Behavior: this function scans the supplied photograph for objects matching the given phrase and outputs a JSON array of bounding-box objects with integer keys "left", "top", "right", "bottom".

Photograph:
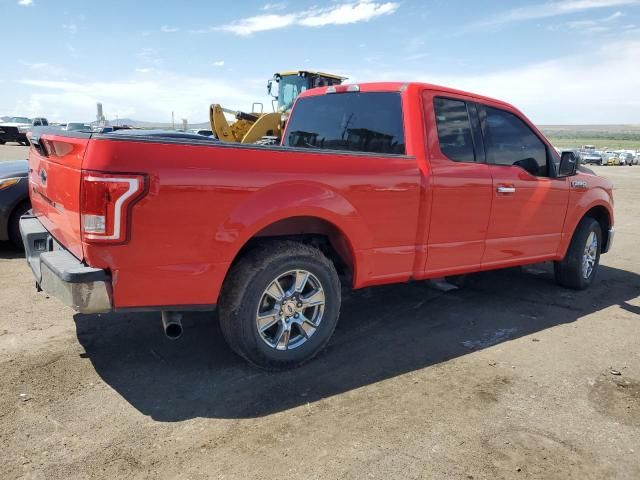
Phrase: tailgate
[{"left": 28, "top": 129, "right": 92, "bottom": 260}]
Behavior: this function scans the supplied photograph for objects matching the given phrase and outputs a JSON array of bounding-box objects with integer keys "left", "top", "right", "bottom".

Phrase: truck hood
[{"left": 0, "top": 160, "right": 28, "bottom": 179}]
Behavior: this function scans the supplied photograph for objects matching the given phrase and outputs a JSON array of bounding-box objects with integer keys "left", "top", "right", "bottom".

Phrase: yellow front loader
[{"left": 210, "top": 70, "right": 345, "bottom": 144}]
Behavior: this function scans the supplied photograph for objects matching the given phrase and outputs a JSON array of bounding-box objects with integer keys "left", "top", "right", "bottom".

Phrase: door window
[
  {"left": 481, "top": 106, "right": 549, "bottom": 176},
  {"left": 433, "top": 97, "right": 476, "bottom": 163}
]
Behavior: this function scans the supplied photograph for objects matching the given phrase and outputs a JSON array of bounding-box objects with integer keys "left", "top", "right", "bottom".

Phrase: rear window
[{"left": 284, "top": 92, "right": 405, "bottom": 155}]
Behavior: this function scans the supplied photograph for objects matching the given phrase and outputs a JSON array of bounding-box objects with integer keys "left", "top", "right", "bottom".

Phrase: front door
[{"left": 478, "top": 104, "right": 569, "bottom": 267}]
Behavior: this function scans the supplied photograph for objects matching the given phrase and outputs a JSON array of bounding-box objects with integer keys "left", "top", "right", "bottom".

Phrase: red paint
[{"left": 27, "top": 82, "right": 614, "bottom": 310}]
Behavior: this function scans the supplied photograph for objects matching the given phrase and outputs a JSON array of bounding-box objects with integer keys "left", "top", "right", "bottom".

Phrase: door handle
[{"left": 497, "top": 186, "right": 516, "bottom": 194}]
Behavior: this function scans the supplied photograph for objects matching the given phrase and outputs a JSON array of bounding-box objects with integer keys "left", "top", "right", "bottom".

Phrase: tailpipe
[{"left": 161, "top": 311, "right": 183, "bottom": 340}]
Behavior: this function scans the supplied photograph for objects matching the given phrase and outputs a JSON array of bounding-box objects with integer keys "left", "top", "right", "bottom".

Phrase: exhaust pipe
[{"left": 161, "top": 311, "right": 183, "bottom": 340}]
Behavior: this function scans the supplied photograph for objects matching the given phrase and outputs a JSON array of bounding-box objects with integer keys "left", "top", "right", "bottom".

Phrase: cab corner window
[
  {"left": 284, "top": 92, "right": 405, "bottom": 155},
  {"left": 482, "top": 106, "right": 549, "bottom": 177},
  {"left": 433, "top": 97, "right": 476, "bottom": 163}
]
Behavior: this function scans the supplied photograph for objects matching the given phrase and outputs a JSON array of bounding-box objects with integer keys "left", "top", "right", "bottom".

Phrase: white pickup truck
[{"left": 0, "top": 117, "right": 48, "bottom": 145}]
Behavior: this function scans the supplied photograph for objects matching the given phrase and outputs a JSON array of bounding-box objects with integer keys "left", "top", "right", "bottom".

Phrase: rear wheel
[
  {"left": 218, "top": 240, "right": 341, "bottom": 370},
  {"left": 554, "top": 217, "right": 601, "bottom": 290}
]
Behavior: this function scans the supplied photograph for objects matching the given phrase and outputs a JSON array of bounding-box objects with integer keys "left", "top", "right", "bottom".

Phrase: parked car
[
  {"left": 618, "top": 152, "right": 635, "bottom": 166},
  {"left": 0, "top": 117, "right": 48, "bottom": 145},
  {"left": 64, "top": 123, "right": 91, "bottom": 132},
  {"left": 580, "top": 150, "right": 604, "bottom": 165},
  {"left": 20, "top": 82, "right": 614, "bottom": 369},
  {"left": 188, "top": 128, "right": 214, "bottom": 137},
  {"left": 0, "top": 160, "right": 30, "bottom": 248}
]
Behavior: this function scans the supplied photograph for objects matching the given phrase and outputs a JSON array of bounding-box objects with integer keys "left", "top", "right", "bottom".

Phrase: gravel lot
[{"left": 1, "top": 145, "right": 639, "bottom": 479}]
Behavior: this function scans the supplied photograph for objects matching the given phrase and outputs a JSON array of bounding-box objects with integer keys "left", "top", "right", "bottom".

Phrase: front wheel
[
  {"left": 218, "top": 240, "right": 341, "bottom": 370},
  {"left": 554, "top": 217, "right": 602, "bottom": 290}
]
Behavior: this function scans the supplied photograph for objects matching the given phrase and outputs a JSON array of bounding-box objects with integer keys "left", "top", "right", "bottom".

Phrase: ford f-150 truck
[{"left": 20, "top": 82, "right": 614, "bottom": 370}]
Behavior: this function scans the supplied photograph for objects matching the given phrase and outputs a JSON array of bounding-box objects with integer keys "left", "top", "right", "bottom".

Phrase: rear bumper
[{"left": 19, "top": 214, "right": 113, "bottom": 313}]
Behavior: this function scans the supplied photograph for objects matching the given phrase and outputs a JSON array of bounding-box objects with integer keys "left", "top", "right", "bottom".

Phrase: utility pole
[{"left": 172, "top": 111, "right": 175, "bottom": 130}]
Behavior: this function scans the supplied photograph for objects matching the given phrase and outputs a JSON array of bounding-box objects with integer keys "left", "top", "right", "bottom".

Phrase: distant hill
[{"left": 539, "top": 125, "right": 640, "bottom": 150}]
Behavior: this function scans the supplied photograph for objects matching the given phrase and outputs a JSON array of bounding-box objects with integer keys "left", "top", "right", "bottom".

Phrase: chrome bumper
[
  {"left": 602, "top": 227, "right": 615, "bottom": 254},
  {"left": 19, "top": 214, "right": 113, "bottom": 313}
]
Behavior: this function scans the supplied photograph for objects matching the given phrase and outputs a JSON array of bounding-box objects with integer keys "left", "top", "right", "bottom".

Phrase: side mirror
[
  {"left": 558, "top": 151, "right": 578, "bottom": 177},
  {"left": 267, "top": 79, "right": 278, "bottom": 100}
]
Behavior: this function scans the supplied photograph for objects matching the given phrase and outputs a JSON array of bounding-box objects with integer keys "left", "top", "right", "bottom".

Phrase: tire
[
  {"left": 9, "top": 202, "right": 30, "bottom": 250},
  {"left": 218, "top": 240, "right": 341, "bottom": 370},
  {"left": 554, "top": 217, "right": 602, "bottom": 290},
  {"left": 0, "top": 140, "right": 5, "bottom": 145}
]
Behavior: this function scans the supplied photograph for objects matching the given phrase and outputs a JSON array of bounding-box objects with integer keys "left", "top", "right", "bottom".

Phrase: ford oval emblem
[{"left": 39, "top": 168, "right": 47, "bottom": 185}]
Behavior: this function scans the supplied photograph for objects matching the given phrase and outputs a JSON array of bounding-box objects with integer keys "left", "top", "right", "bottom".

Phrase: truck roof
[{"left": 298, "top": 81, "right": 517, "bottom": 112}]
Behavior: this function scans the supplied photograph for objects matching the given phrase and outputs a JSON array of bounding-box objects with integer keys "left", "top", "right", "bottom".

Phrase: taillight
[{"left": 81, "top": 171, "right": 146, "bottom": 243}]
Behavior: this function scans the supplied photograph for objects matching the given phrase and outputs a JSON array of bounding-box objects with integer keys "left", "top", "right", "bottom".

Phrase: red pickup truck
[{"left": 20, "top": 82, "right": 614, "bottom": 369}]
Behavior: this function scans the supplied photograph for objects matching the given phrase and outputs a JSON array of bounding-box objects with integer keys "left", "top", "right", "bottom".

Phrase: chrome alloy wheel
[
  {"left": 582, "top": 231, "right": 598, "bottom": 279},
  {"left": 256, "top": 270, "right": 326, "bottom": 351}
]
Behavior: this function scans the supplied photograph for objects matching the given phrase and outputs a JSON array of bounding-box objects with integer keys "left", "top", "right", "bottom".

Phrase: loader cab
[{"left": 268, "top": 71, "right": 346, "bottom": 112}]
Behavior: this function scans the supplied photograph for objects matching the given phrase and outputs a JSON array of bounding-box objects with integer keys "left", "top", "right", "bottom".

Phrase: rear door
[
  {"left": 478, "top": 104, "right": 569, "bottom": 267},
  {"left": 28, "top": 131, "right": 91, "bottom": 259},
  {"left": 422, "top": 91, "right": 493, "bottom": 276}
]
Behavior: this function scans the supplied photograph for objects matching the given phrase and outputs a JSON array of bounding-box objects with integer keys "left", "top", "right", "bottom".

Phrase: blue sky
[{"left": 1, "top": 0, "right": 639, "bottom": 124}]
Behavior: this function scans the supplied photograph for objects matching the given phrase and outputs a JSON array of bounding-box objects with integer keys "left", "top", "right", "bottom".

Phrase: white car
[{"left": 618, "top": 152, "right": 635, "bottom": 166}]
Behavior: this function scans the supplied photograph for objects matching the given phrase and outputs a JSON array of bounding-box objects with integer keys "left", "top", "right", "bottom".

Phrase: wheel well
[
  {"left": 229, "top": 216, "right": 355, "bottom": 284},
  {"left": 584, "top": 206, "right": 610, "bottom": 252}
]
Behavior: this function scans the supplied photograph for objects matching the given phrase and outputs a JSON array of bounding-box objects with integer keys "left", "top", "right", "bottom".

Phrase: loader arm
[{"left": 240, "top": 113, "right": 282, "bottom": 144}]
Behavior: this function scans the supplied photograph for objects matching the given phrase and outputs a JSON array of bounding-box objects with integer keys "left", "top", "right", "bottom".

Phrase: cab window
[{"left": 433, "top": 97, "right": 476, "bottom": 163}]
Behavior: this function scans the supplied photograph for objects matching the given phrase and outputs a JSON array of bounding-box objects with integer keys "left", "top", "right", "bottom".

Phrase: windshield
[
  {"left": 8, "top": 117, "right": 31, "bottom": 124},
  {"left": 278, "top": 75, "right": 308, "bottom": 111}
]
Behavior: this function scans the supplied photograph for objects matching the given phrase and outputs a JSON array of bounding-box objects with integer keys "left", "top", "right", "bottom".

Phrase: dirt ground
[{"left": 1, "top": 145, "right": 639, "bottom": 479}]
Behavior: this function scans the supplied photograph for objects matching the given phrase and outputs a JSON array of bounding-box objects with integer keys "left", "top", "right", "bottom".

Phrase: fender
[
  {"left": 557, "top": 185, "right": 614, "bottom": 258},
  {"left": 216, "top": 180, "right": 371, "bottom": 284}
]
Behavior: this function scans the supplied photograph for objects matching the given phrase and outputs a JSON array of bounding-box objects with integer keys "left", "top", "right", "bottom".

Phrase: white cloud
[
  {"left": 567, "top": 10, "right": 623, "bottom": 28},
  {"left": 135, "top": 68, "right": 151, "bottom": 73},
  {"left": 480, "top": 0, "right": 639, "bottom": 26},
  {"left": 19, "top": 61, "right": 67, "bottom": 76},
  {"left": 136, "top": 47, "right": 162, "bottom": 66},
  {"left": 217, "top": 1, "right": 399, "bottom": 36},
  {"left": 361, "top": 38, "right": 640, "bottom": 124},
  {"left": 18, "top": 0, "right": 34, "bottom": 6},
  {"left": 262, "top": 2, "right": 287, "bottom": 11},
  {"left": 213, "top": 60, "right": 225, "bottom": 67},
  {"left": 160, "top": 25, "right": 179, "bottom": 33},
  {"left": 62, "top": 23, "right": 78, "bottom": 34},
  {"left": 15, "top": 72, "right": 261, "bottom": 122},
  {"left": 299, "top": 1, "right": 399, "bottom": 27},
  {"left": 217, "top": 13, "right": 296, "bottom": 35}
]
